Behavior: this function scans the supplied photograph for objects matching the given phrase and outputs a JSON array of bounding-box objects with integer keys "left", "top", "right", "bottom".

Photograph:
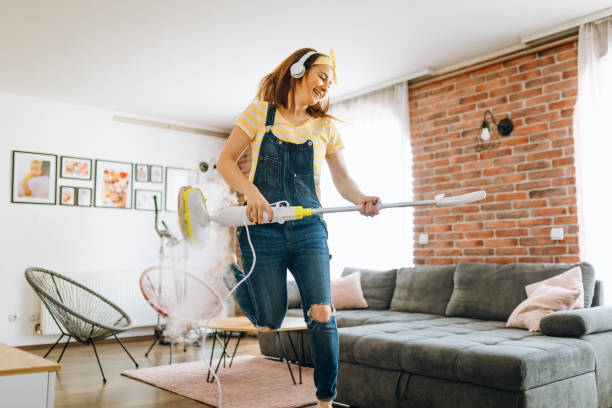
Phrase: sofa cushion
[
  {"left": 389, "top": 265, "right": 455, "bottom": 315},
  {"left": 285, "top": 308, "right": 439, "bottom": 328},
  {"left": 287, "top": 280, "right": 301, "bottom": 309},
  {"left": 341, "top": 267, "right": 397, "bottom": 310},
  {"left": 338, "top": 318, "right": 595, "bottom": 391},
  {"left": 445, "top": 262, "right": 596, "bottom": 321}
]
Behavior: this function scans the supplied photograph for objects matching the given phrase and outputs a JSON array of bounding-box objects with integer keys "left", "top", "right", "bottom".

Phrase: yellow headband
[{"left": 312, "top": 49, "right": 337, "bottom": 84}]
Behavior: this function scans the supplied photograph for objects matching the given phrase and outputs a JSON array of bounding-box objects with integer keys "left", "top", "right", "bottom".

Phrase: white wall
[{"left": 0, "top": 91, "right": 228, "bottom": 346}]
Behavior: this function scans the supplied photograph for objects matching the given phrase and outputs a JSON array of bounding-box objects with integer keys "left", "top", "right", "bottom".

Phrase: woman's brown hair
[{"left": 257, "top": 48, "right": 335, "bottom": 120}]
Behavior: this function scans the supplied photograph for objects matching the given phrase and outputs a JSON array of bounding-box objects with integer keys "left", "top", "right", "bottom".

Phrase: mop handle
[{"left": 310, "top": 191, "right": 486, "bottom": 215}]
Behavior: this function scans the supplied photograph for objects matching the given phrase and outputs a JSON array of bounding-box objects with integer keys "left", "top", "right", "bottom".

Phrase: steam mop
[{"left": 177, "top": 186, "right": 486, "bottom": 244}]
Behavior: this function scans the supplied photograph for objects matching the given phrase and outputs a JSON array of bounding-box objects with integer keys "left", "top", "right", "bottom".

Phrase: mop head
[{"left": 178, "top": 186, "right": 210, "bottom": 247}]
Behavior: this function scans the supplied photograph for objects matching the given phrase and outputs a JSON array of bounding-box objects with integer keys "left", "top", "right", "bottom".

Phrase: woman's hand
[
  {"left": 359, "top": 195, "right": 381, "bottom": 217},
  {"left": 245, "top": 187, "right": 274, "bottom": 224}
]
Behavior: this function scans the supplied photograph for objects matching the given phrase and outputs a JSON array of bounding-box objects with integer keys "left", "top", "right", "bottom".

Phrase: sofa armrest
[{"left": 540, "top": 306, "right": 612, "bottom": 337}]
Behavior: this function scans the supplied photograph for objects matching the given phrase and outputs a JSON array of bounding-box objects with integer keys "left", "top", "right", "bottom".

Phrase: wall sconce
[{"left": 476, "top": 110, "right": 514, "bottom": 152}]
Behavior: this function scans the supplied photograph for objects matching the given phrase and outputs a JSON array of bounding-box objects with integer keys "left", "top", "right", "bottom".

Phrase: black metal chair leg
[
  {"left": 90, "top": 340, "right": 107, "bottom": 383},
  {"left": 144, "top": 337, "right": 159, "bottom": 357},
  {"left": 228, "top": 332, "right": 244, "bottom": 368},
  {"left": 44, "top": 334, "right": 64, "bottom": 359},
  {"left": 213, "top": 332, "right": 232, "bottom": 374},
  {"left": 276, "top": 331, "right": 297, "bottom": 385},
  {"left": 207, "top": 330, "right": 217, "bottom": 383},
  {"left": 286, "top": 331, "right": 302, "bottom": 384},
  {"left": 286, "top": 331, "right": 302, "bottom": 385},
  {"left": 215, "top": 333, "right": 231, "bottom": 359},
  {"left": 57, "top": 336, "right": 71, "bottom": 363},
  {"left": 114, "top": 335, "right": 139, "bottom": 368}
]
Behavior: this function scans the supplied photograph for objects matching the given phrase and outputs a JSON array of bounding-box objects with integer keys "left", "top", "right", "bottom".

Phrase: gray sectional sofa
[{"left": 258, "top": 262, "right": 612, "bottom": 408}]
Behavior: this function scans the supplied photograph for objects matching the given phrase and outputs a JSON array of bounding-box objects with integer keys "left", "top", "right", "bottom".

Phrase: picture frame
[
  {"left": 135, "top": 163, "right": 149, "bottom": 182},
  {"left": 60, "top": 156, "right": 92, "bottom": 180},
  {"left": 11, "top": 151, "right": 57, "bottom": 205},
  {"left": 77, "top": 188, "right": 92, "bottom": 207},
  {"left": 60, "top": 186, "right": 76, "bottom": 206},
  {"left": 165, "top": 167, "right": 197, "bottom": 211},
  {"left": 149, "top": 164, "right": 163, "bottom": 183},
  {"left": 94, "top": 159, "right": 133, "bottom": 209},
  {"left": 135, "top": 189, "right": 162, "bottom": 211}
]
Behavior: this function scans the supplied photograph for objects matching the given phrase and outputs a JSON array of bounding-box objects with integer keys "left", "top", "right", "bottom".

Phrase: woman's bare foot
[{"left": 317, "top": 400, "right": 332, "bottom": 408}]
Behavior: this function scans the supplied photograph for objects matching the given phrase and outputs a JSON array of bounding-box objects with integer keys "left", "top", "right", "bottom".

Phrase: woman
[{"left": 217, "top": 48, "right": 380, "bottom": 407}]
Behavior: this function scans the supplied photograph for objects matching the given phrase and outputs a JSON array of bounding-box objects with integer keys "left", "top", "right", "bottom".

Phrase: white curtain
[
  {"left": 321, "top": 83, "right": 412, "bottom": 278},
  {"left": 576, "top": 17, "right": 612, "bottom": 304}
]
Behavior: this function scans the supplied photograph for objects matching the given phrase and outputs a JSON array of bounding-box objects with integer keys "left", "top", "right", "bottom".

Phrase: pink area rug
[{"left": 122, "top": 355, "right": 316, "bottom": 408}]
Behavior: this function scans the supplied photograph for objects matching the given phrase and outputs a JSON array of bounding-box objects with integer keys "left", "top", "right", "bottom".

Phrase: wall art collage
[{"left": 11, "top": 150, "right": 197, "bottom": 212}]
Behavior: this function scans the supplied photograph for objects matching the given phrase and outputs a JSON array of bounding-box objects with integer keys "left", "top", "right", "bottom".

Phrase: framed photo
[
  {"left": 77, "top": 188, "right": 92, "bottom": 207},
  {"left": 94, "top": 159, "right": 133, "bottom": 209},
  {"left": 165, "top": 167, "right": 197, "bottom": 211},
  {"left": 135, "top": 189, "right": 162, "bottom": 211},
  {"left": 11, "top": 151, "right": 57, "bottom": 205},
  {"left": 135, "top": 163, "right": 149, "bottom": 182},
  {"left": 60, "top": 186, "right": 76, "bottom": 206},
  {"left": 150, "top": 165, "right": 163, "bottom": 183},
  {"left": 60, "top": 156, "right": 92, "bottom": 180}
]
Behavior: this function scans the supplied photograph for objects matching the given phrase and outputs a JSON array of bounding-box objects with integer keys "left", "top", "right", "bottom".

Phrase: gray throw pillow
[
  {"left": 342, "top": 267, "right": 397, "bottom": 310},
  {"left": 445, "top": 262, "right": 596, "bottom": 321},
  {"left": 287, "top": 280, "right": 301, "bottom": 309},
  {"left": 389, "top": 265, "right": 456, "bottom": 315}
]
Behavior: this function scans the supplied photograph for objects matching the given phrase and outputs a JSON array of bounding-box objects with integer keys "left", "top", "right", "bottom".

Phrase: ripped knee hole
[{"left": 308, "top": 304, "right": 333, "bottom": 323}]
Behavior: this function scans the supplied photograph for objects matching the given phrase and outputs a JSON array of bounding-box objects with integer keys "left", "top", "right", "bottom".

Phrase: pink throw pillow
[
  {"left": 331, "top": 272, "right": 368, "bottom": 310},
  {"left": 506, "top": 266, "right": 584, "bottom": 332},
  {"left": 525, "top": 266, "right": 585, "bottom": 309}
]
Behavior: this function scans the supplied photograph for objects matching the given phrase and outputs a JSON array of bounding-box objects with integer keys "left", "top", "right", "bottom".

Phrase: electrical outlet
[{"left": 8, "top": 314, "right": 18, "bottom": 323}]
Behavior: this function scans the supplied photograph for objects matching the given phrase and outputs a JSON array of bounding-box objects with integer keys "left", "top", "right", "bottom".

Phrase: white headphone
[{"left": 290, "top": 51, "right": 317, "bottom": 79}]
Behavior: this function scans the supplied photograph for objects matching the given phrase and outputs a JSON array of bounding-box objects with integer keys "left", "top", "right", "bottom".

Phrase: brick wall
[{"left": 409, "top": 38, "right": 579, "bottom": 265}]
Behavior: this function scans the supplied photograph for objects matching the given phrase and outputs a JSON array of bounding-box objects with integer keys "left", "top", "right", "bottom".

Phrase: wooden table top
[
  {"left": 0, "top": 342, "right": 61, "bottom": 376},
  {"left": 204, "top": 316, "right": 307, "bottom": 333}
]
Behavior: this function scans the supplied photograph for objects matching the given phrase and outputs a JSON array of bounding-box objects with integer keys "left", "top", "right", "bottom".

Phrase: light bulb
[{"left": 480, "top": 126, "right": 491, "bottom": 141}]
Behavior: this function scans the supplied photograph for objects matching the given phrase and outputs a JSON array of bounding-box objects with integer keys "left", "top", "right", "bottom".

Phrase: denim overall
[{"left": 230, "top": 104, "right": 338, "bottom": 401}]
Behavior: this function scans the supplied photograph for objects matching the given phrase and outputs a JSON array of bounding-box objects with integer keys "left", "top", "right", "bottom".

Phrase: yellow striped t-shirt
[{"left": 235, "top": 100, "right": 344, "bottom": 199}]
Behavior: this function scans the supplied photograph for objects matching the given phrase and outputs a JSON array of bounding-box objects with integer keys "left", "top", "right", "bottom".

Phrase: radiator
[{"left": 40, "top": 274, "right": 157, "bottom": 336}]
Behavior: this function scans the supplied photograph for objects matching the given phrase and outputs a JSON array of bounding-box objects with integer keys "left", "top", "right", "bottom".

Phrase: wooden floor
[{"left": 27, "top": 335, "right": 321, "bottom": 408}]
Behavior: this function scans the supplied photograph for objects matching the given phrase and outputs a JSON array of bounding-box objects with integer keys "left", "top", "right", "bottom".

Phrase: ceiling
[{"left": 1, "top": 1, "right": 610, "bottom": 132}]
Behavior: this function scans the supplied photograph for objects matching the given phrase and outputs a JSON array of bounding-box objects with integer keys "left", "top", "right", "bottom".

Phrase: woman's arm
[
  {"left": 325, "top": 151, "right": 380, "bottom": 217},
  {"left": 217, "top": 126, "right": 274, "bottom": 224}
]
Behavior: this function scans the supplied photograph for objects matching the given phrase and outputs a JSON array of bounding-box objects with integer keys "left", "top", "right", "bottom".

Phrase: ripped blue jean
[{"left": 229, "top": 216, "right": 338, "bottom": 401}]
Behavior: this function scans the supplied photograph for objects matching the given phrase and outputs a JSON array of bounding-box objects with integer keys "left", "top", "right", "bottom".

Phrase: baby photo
[
  {"left": 12, "top": 151, "right": 57, "bottom": 204},
  {"left": 95, "top": 160, "right": 133, "bottom": 209}
]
